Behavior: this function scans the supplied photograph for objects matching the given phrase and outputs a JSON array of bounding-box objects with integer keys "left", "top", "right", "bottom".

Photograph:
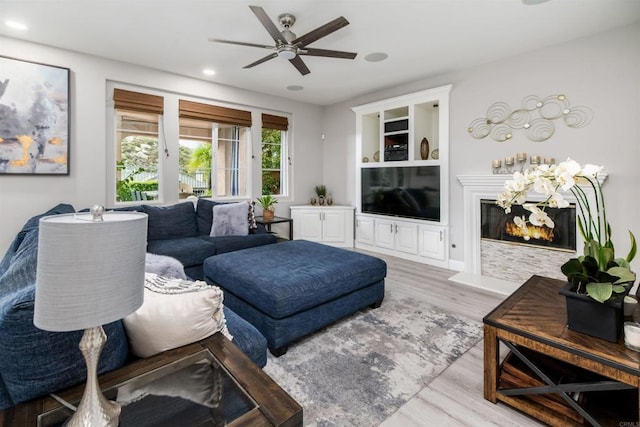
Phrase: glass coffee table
[{"left": 1, "top": 333, "right": 302, "bottom": 427}]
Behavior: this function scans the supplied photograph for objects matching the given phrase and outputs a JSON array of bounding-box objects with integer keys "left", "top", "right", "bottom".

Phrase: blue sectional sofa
[
  {"left": 117, "top": 198, "right": 277, "bottom": 280},
  {"left": 0, "top": 201, "right": 272, "bottom": 410}
]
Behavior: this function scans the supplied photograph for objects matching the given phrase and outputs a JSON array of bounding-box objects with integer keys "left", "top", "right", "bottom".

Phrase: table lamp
[{"left": 34, "top": 206, "right": 147, "bottom": 426}]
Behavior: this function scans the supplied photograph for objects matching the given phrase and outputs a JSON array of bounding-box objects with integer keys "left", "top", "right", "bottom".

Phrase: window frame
[
  {"left": 260, "top": 113, "right": 291, "bottom": 200},
  {"left": 109, "top": 88, "right": 165, "bottom": 206}
]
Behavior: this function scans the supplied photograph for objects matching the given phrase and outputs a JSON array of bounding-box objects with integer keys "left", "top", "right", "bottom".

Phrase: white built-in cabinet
[
  {"left": 290, "top": 205, "right": 355, "bottom": 248},
  {"left": 352, "top": 85, "right": 451, "bottom": 268}
]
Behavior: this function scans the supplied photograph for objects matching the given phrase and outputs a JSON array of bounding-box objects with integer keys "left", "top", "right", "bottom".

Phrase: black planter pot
[{"left": 559, "top": 282, "right": 631, "bottom": 342}]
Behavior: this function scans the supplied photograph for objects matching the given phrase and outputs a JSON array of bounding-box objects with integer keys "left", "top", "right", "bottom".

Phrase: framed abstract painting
[{"left": 0, "top": 56, "right": 70, "bottom": 175}]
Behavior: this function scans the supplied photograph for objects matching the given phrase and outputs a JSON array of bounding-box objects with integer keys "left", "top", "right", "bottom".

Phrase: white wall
[
  {"left": 323, "top": 23, "right": 640, "bottom": 272},
  {"left": 0, "top": 37, "right": 324, "bottom": 254}
]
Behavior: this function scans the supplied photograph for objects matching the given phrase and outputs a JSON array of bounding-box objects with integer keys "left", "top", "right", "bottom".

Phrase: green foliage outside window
[
  {"left": 187, "top": 144, "right": 212, "bottom": 173},
  {"left": 115, "top": 162, "right": 158, "bottom": 202},
  {"left": 262, "top": 128, "right": 281, "bottom": 195}
]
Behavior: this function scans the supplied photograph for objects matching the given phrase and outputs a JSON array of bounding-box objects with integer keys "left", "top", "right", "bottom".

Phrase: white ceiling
[{"left": 1, "top": 0, "right": 639, "bottom": 106}]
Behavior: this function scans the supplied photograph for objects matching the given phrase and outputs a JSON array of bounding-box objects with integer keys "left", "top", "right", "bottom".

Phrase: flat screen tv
[{"left": 361, "top": 166, "right": 440, "bottom": 221}]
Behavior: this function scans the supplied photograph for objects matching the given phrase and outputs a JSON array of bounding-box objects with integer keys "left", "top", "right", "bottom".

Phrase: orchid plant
[{"left": 497, "top": 158, "right": 636, "bottom": 303}]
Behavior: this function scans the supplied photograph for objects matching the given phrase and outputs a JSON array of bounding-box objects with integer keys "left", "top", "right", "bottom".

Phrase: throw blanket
[{"left": 145, "top": 253, "right": 187, "bottom": 280}]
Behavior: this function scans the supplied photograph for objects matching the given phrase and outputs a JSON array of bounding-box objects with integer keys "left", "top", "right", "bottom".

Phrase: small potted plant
[
  {"left": 498, "top": 158, "right": 636, "bottom": 341},
  {"left": 256, "top": 195, "right": 278, "bottom": 221},
  {"left": 315, "top": 185, "right": 327, "bottom": 205}
]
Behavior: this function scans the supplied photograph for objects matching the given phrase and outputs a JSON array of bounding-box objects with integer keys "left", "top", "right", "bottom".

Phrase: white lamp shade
[{"left": 34, "top": 212, "right": 148, "bottom": 332}]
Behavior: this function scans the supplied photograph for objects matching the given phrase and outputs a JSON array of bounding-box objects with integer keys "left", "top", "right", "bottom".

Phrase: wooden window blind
[
  {"left": 179, "top": 100, "right": 252, "bottom": 127},
  {"left": 113, "top": 89, "right": 163, "bottom": 114},
  {"left": 262, "top": 113, "right": 289, "bottom": 131}
]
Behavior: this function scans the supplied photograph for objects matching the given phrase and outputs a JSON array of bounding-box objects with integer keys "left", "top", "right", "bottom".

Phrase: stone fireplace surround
[{"left": 450, "top": 174, "right": 605, "bottom": 295}]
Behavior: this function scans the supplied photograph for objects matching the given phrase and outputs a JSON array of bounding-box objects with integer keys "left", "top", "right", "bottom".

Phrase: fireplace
[
  {"left": 480, "top": 200, "right": 576, "bottom": 252},
  {"left": 451, "top": 174, "right": 603, "bottom": 295}
]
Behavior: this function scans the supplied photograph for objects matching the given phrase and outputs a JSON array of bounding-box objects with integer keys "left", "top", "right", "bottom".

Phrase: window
[
  {"left": 113, "top": 89, "right": 163, "bottom": 202},
  {"left": 261, "top": 114, "right": 289, "bottom": 196},
  {"left": 179, "top": 100, "right": 252, "bottom": 199},
  {"left": 179, "top": 118, "right": 212, "bottom": 198},
  {"left": 216, "top": 124, "right": 249, "bottom": 197}
]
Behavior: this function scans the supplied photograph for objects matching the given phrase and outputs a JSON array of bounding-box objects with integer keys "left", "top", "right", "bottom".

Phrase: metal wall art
[
  {"left": 468, "top": 94, "right": 592, "bottom": 142},
  {"left": 0, "top": 56, "right": 70, "bottom": 174}
]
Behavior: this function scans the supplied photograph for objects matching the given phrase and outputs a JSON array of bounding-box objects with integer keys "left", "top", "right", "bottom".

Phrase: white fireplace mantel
[{"left": 449, "top": 173, "right": 606, "bottom": 295}]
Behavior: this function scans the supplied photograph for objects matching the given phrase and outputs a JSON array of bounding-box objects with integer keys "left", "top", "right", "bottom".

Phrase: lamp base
[{"left": 65, "top": 326, "right": 121, "bottom": 427}]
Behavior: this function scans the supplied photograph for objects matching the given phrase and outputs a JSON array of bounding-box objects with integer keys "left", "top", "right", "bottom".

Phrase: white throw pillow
[
  {"left": 123, "top": 273, "right": 232, "bottom": 358},
  {"left": 210, "top": 202, "right": 250, "bottom": 237}
]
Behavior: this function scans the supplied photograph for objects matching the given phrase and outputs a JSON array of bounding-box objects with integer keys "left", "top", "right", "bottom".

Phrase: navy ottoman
[{"left": 203, "top": 240, "right": 386, "bottom": 356}]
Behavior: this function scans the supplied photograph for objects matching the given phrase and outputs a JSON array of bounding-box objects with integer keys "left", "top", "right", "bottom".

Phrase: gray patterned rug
[{"left": 263, "top": 290, "right": 483, "bottom": 426}]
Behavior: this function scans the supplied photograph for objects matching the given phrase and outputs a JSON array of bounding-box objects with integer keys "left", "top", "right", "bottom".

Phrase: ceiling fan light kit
[{"left": 210, "top": 5, "right": 357, "bottom": 76}]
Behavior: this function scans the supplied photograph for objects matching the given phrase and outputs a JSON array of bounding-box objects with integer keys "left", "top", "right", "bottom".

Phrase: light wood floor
[{"left": 353, "top": 249, "right": 544, "bottom": 427}]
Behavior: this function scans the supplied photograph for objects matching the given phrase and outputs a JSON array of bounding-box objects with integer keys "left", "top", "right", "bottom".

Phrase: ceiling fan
[{"left": 209, "top": 5, "right": 357, "bottom": 76}]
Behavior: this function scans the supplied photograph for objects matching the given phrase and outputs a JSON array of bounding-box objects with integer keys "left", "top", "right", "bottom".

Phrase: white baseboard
[
  {"left": 448, "top": 259, "right": 464, "bottom": 272},
  {"left": 448, "top": 271, "right": 519, "bottom": 296}
]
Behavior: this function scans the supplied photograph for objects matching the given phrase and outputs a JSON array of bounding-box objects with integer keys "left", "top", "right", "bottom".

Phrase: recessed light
[
  {"left": 202, "top": 69, "right": 216, "bottom": 76},
  {"left": 5, "top": 20, "right": 28, "bottom": 30},
  {"left": 286, "top": 85, "right": 304, "bottom": 91},
  {"left": 364, "top": 52, "right": 388, "bottom": 62}
]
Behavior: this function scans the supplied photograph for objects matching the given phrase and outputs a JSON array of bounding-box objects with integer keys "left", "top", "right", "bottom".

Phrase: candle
[
  {"left": 530, "top": 155, "right": 541, "bottom": 165},
  {"left": 624, "top": 322, "right": 640, "bottom": 351},
  {"left": 544, "top": 157, "right": 556, "bottom": 165},
  {"left": 492, "top": 160, "right": 502, "bottom": 168},
  {"left": 504, "top": 156, "right": 515, "bottom": 166},
  {"left": 516, "top": 152, "right": 527, "bottom": 162}
]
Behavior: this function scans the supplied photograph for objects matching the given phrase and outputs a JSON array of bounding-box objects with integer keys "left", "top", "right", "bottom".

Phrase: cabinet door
[
  {"left": 322, "top": 211, "right": 346, "bottom": 243},
  {"left": 419, "top": 225, "right": 446, "bottom": 260},
  {"left": 374, "top": 219, "right": 395, "bottom": 249},
  {"left": 356, "top": 216, "right": 375, "bottom": 245},
  {"left": 294, "top": 210, "right": 323, "bottom": 241},
  {"left": 395, "top": 221, "right": 418, "bottom": 254}
]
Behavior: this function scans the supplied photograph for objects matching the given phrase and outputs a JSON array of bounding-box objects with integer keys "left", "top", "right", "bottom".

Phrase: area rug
[{"left": 262, "top": 290, "right": 483, "bottom": 426}]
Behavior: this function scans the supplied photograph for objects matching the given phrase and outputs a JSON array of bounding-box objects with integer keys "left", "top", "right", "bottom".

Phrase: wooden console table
[{"left": 484, "top": 275, "right": 640, "bottom": 426}]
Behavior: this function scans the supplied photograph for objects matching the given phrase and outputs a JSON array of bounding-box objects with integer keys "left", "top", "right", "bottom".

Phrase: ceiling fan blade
[
  {"left": 208, "top": 38, "right": 274, "bottom": 50},
  {"left": 243, "top": 52, "right": 279, "bottom": 69},
  {"left": 299, "top": 48, "right": 357, "bottom": 59},
  {"left": 291, "top": 16, "right": 349, "bottom": 47},
  {"left": 289, "top": 56, "right": 310, "bottom": 76},
  {"left": 249, "top": 5, "right": 286, "bottom": 45}
]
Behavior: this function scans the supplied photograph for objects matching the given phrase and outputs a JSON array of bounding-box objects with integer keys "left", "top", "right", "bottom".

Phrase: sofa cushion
[
  {"left": 210, "top": 202, "right": 250, "bottom": 237},
  {"left": 144, "top": 203, "right": 198, "bottom": 241},
  {"left": 196, "top": 198, "right": 225, "bottom": 235},
  {"left": 146, "top": 237, "right": 217, "bottom": 268},
  {"left": 123, "top": 273, "right": 231, "bottom": 358},
  {"left": 198, "top": 233, "right": 277, "bottom": 255}
]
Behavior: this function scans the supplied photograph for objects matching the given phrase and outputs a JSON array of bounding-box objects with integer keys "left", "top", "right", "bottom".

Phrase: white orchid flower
[
  {"left": 513, "top": 216, "right": 531, "bottom": 240},
  {"left": 548, "top": 192, "right": 570, "bottom": 208},
  {"left": 555, "top": 158, "right": 581, "bottom": 178},
  {"left": 527, "top": 205, "right": 555, "bottom": 228},
  {"left": 556, "top": 170, "right": 576, "bottom": 191},
  {"left": 533, "top": 177, "right": 555, "bottom": 196},
  {"left": 581, "top": 164, "right": 603, "bottom": 178}
]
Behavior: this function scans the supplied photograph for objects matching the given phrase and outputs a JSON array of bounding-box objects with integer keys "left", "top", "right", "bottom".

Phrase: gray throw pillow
[{"left": 210, "top": 202, "right": 249, "bottom": 237}]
